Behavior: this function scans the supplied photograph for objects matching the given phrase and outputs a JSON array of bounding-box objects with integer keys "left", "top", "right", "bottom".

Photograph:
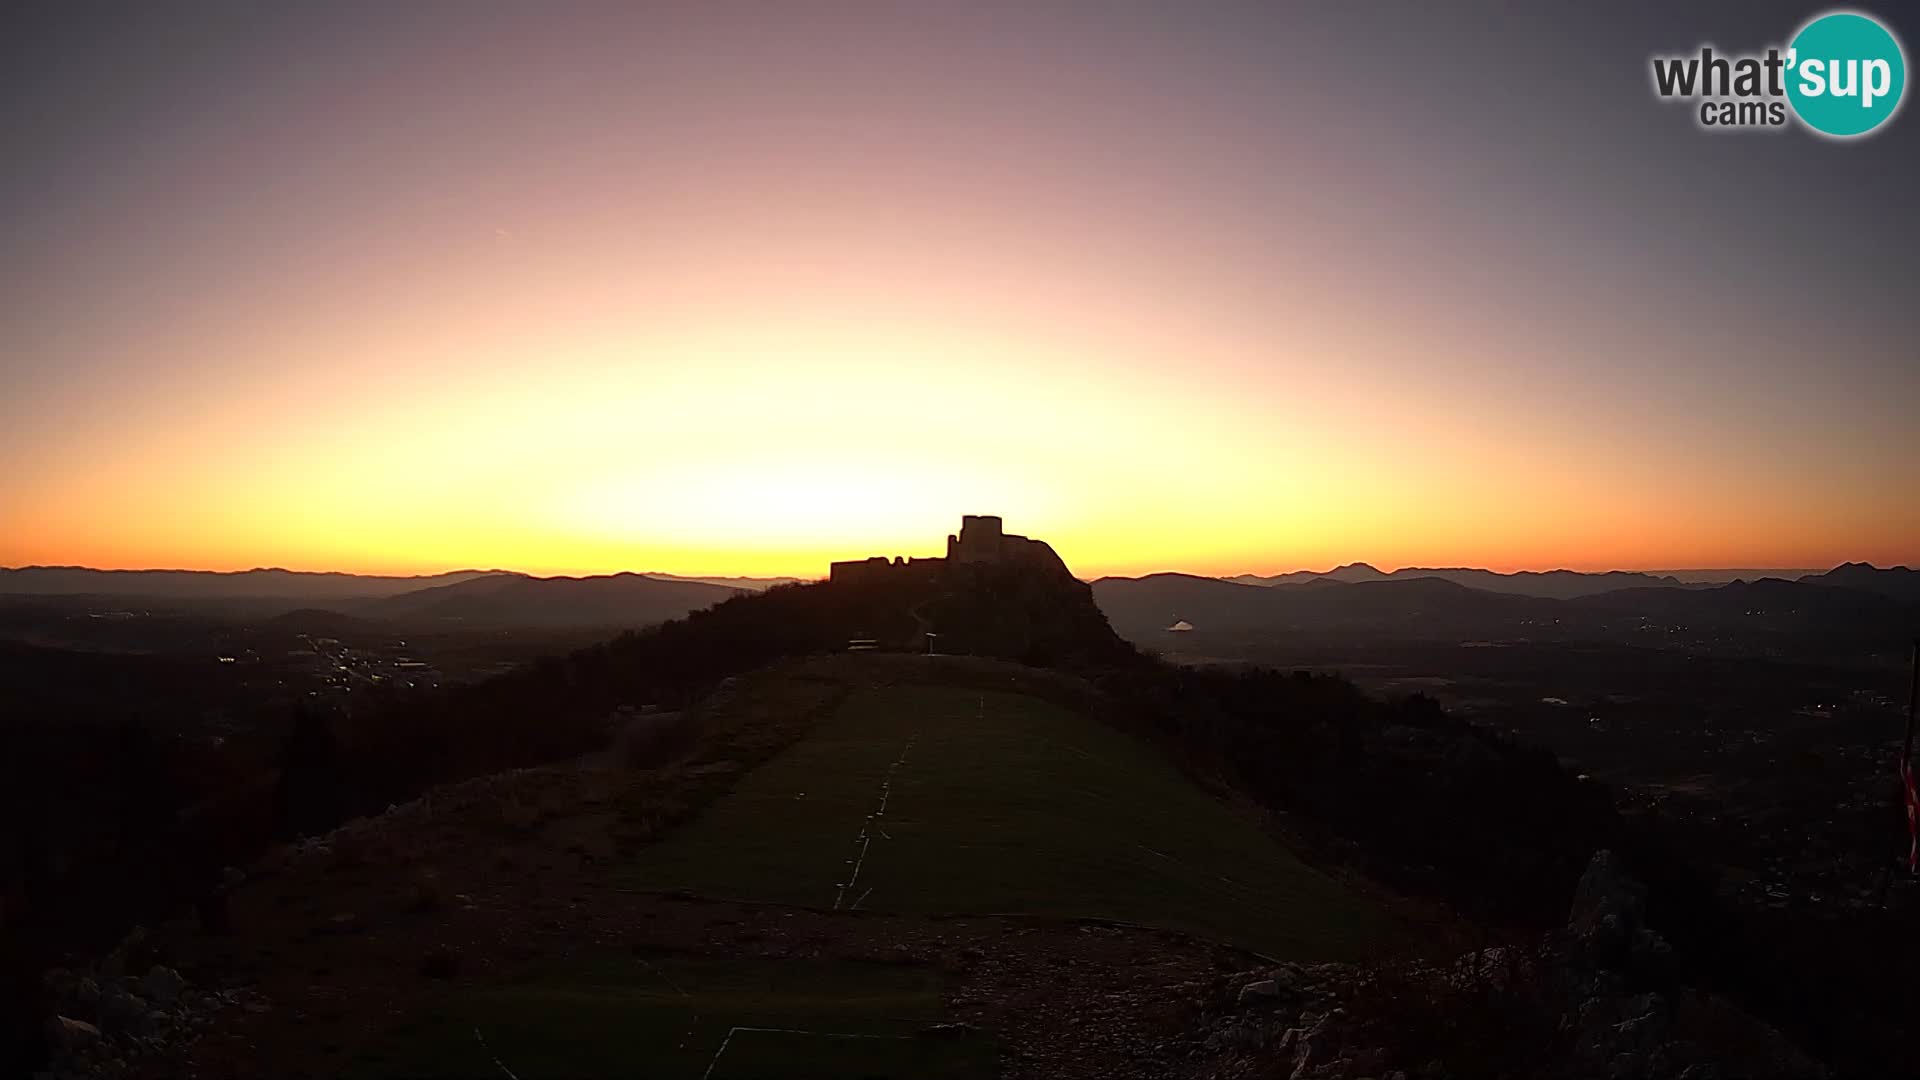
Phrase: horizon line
[{"left": 1, "top": 558, "right": 1902, "bottom": 582}]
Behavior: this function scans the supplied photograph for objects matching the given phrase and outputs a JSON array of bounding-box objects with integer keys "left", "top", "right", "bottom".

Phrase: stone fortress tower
[
  {"left": 829, "top": 515, "right": 1070, "bottom": 584},
  {"left": 947, "top": 513, "right": 1004, "bottom": 562}
]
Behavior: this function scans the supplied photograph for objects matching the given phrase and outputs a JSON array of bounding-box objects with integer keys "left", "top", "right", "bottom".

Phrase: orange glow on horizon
[
  {"left": 6, "top": 7, "right": 1916, "bottom": 580},
  {"left": 7, "top": 300, "right": 1914, "bottom": 579}
]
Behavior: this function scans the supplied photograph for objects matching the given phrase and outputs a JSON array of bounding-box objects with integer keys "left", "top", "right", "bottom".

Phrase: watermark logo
[
  {"left": 1650, "top": 8, "right": 1907, "bottom": 138},
  {"left": 1787, "top": 11, "right": 1906, "bottom": 136}
]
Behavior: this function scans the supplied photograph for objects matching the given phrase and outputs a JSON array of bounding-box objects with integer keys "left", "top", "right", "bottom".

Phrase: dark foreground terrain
[
  {"left": 102, "top": 655, "right": 1401, "bottom": 1079},
  {"left": 1098, "top": 573, "right": 1920, "bottom": 1077},
  {"left": 7, "top": 560, "right": 1912, "bottom": 1077},
  {"left": 23, "top": 655, "right": 1818, "bottom": 1080}
]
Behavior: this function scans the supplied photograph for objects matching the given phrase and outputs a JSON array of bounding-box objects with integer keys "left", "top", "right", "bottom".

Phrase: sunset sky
[{"left": 4, "top": 2, "right": 1917, "bottom": 580}]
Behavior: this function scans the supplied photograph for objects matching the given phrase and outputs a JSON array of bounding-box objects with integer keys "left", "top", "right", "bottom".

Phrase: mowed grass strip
[
  {"left": 348, "top": 950, "right": 992, "bottom": 1080},
  {"left": 629, "top": 682, "right": 1397, "bottom": 959}
]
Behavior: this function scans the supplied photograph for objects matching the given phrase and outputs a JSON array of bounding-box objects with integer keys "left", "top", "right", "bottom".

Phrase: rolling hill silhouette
[
  {"left": 1093, "top": 572, "right": 1558, "bottom": 638},
  {"left": 640, "top": 572, "right": 805, "bottom": 591},
  {"left": 1227, "top": 563, "right": 1688, "bottom": 599},
  {"left": 356, "top": 572, "right": 745, "bottom": 628},
  {"left": 1572, "top": 576, "right": 1909, "bottom": 624},
  {"left": 1798, "top": 561, "right": 1920, "bottom": 602},
  {"left": 1095, "top": 567, "right": 1919, "bottom": 644},
  {"left": 0, "top": 566, "right": 500, "bottom": 600}
]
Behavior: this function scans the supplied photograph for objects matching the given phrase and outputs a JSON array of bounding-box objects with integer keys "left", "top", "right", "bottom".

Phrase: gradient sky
[{"left": 4, "top": 2, "right": 1916, "bottom": 579}]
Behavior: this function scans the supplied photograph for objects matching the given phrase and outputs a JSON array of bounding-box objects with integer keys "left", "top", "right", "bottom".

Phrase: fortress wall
[
  {"left": 828, "top": 555, "right": 949, "bottom": 585},
  {"left": 831, "top": 517, "right": 1068, "bottom": 582}
]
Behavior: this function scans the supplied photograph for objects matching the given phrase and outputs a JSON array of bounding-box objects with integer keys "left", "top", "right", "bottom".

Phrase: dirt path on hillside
[
  {"left": 150, "top": 782, "right": 1260, "bottom": 1079},
  {"left": 63, "top": 658, "right": 1354, "bottom": 1079}
]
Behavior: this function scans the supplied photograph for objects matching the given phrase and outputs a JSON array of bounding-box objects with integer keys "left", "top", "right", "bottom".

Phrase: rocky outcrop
[
  {"left": 37, "top": 939, "right": 268, "bottom": 1080},
  {"left": 1554, "top": 851, "right": 1821, "bottom": 1080},
  {"left": 1175, "top": 852, "right": 1828, "bottom": 1079},
  {"left": 1567, "top": 848, "right": 1671, "bottom": 973}
]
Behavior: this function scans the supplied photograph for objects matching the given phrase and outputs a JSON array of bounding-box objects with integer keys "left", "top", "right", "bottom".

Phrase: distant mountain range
[
  {"left": 1573, "top": 576, "right": 1906, "bottom": 620},
  {"left": 5, "top": 561, "right": 1913, "bottom": 637},
  {"left": 0, "top": 566, "right": 747, "bottom": 629},
  {"left": 1222, "top": 561, "right": 1919, "bottom": 601},
  {"left": 1800, "top": 562, "right": 1920, "bottom": 602},
  {"left": 1097, "top": 573, "right": 1557, "bottom": 638},
  {"left": 639, "top": 573, "right": 806, "bottom": 591},
  {"left": 1225, "top": 562, "right": 1689, "bottom": 599},
  {"left": 1096, "top": 562, "right": 1920, "bottom": 646},
  {"left": 1653, "top": 568, "right": 1827, "bottom": 585},
  {"left": 0, "top": 566, "right": 502, "bottom": 600},
  {"left": 357, "top": 572, "right": 742, "bottom": 627}
]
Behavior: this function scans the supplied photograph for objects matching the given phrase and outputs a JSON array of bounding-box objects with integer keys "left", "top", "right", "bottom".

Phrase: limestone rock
[
  {"left": 1239, "top": 978, "right": 1281, "bottom": 1003},
  {"left": 140, "top": 965, "right": 186, "bottom": 1005},
  {"left": 44, "top": 1016, "right": 100, "bottom": 1052},
  {"left": 97, "top": 989, "right": 150, "bottom": 1033}
]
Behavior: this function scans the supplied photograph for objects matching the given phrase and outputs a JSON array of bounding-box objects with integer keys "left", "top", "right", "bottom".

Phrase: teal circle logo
[{"left": 1786, "top": 11, "right": 1907, "bottom": 137}]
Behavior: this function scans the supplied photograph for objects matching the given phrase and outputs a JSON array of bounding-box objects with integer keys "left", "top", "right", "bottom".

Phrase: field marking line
[
  {"left": 636, "top": 954, "right": 703, "bottom": 1052},
  {"left": 471, "top": 1026, "right": 523, "bottom": 1080},
  {"left": 728, "top": 1025, "right": 911, "bottom": 1039},
  {"left": 837, "top": 831, "right": 875, "bottom": 908},
  {"left": 635, "top": 954, "right": 690, "bottom": 998},
  {"left": 833, "top": 722, "right": 919, "bottom": 910},
  {"left": 702, "top": 1024, "right": 913, "bottom": 1079},
  {"left": 700, "top": 1027, "right": 739, "bottom": 1080}
]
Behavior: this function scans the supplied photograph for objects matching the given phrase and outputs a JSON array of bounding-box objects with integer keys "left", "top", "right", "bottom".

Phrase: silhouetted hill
[
  {"left": 1567, "top": 577, "right": 1920, "bottom": 658},
  {"left": 1225, "top": 570, "right": 1326, "bottom": 587},
  {"left": 1093, "top": 573, "right": 1557, "bottom": 639},
  {"left": 1402, "top": 567, "right": 1686, "bottom": 598},
  {"left": 1657, "top": 568, "right": 1825, "bottom": 585},
  {"left": 1579, "top": 578, "right": 1912, "bottom": 659},
  {"left": 0, "top": 566, "right": 501, "bottom": 600},
  {"left": 1096, "top": 571, "right": 1920, "bottom": 652},
  {"left": 1798, "top": 561, "right": 1920, "bottom": 603},
  {"left": 640, "top": 572, "right": 806, "bottom": 591},
  {"left": 1228, "top": 563, "right": 1388, "bottom": 586},
  {"left": 1091, "top": 573, "right": 1260, "bottom": 631},
  {"left": 1576, "top": 577, "right": 1908, "bottom": 622},
  {"left": 1228, "top": 564, "right": 1686, "bottom": 599},
  {"left": 358, "top": 572, "right": 744, "bottom": 628},
  {"left": 319, "top": 563, "right": 1136, "bottom": 816}
]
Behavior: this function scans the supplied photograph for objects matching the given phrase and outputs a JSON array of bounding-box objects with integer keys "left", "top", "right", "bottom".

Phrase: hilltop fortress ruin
[{"left": 829, "top": 515, "right": 1071, "bottom": 585}]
